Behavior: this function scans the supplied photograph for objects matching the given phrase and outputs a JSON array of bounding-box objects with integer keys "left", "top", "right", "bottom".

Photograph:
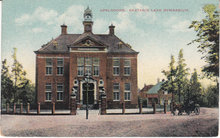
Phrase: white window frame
[
  {"left": 113, "top": 83, "right": 120, "bottom": 101},
  {"left": 46, "top": 58, "right": 53, "bottom": 75},
  {"left": 57, "top": 58, "right": 64, "bottom": 75},
  {"left": 57, "top": 83, "right": 64, "bottom": 101},
  {"left": 77, "top": 57, "right": 84, "bottom": 76},
  {"left": 124, "top": 83, "right": 131, "bottom": 101},
  {"left": 45, "top": 83, "right": 52, "bottom": 102},
  {"left": 85, "top": 57, "right": 92, "bottom": 75},
  {"left": 113, "top": 58, "right": 120, "bottom": 76},
  {"left": 93, "top": 58, "right": 100, "bottom": 76},
  {"left": 124, "top": 60, "right": 131, "bottom": 76}
]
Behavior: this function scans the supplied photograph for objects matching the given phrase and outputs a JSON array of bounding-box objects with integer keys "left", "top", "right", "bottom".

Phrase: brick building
[
  {"left": 139, "top": 81, "right": 172, "bottom": 106},
  {"left": 139, "top": 84, "right": 154, "bottom": 99},
  {"left": 34, "top": 7, "right": 139, "bottom": 109}
]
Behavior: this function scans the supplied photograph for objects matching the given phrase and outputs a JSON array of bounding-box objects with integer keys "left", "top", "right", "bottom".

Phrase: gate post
[
  {"left": 6, "top": 103, "right": 10, "bottom": 113},
  {"left": 70, "top": 94, "right": 77, "bottom": 115},
  {"left": 37, "top": 102, "right": 40, "bottom": 114},
  {"left": 27, "top": 103, "right": 30, "bottom": 114},
  {"left": 101, "top": 93, "right": 107, "bottom": 115},
  {"left": 164, "top": 100, "right": 167, "bottom": 114},
  {"left": 20, "top": 103, "right": 23, "bottom": 114},
  {"left": 13, "top": 103, "right": 16, "bottom": 114},
  {"left": 122, "top": 102, "right": 125, "bottom": 114},
  {"left": 139, "top": 98, "right": 143, "bottom": 114},
  {"left": 52, "top": 102, "right": 55, "bottom": 115},
  {"left": 153, "top": 102, "right": 156, "bottom": 114}
]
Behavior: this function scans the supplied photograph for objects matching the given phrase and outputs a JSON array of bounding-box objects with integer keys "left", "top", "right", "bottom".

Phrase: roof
[
  {"left": 147, "top": 82, "right": 163, "bottom": 94},
  {"left": 35, "top": 32, "right": 138, "bottom": 54},
  {"left": 139, "top": 85, "right": 154, "bottom": 93}
]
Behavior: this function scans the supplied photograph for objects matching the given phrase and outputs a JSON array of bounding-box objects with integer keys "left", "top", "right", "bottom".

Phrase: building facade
[{"left": 34, "top": 7, "right": 139, "bottom": 109}]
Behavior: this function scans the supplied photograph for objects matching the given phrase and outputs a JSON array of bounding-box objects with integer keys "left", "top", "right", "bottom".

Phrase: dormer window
[{"left": 118, "top": 42, "right": 123, "bottom": 49}]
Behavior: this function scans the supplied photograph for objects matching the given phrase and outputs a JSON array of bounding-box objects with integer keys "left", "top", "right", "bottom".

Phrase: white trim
[
  {"left": 70, "top": 47, "right": 107, "bottom": 53},
  {"left": 80, "top": 80, "right": 97, "bottom": 103},
  {"left": 71, "top": 50, "right": 107, "bottom": 53},
  {"left": 38, "top": 56, "right": 69, "bottom": 58},
  {"left": 108, "top": 57, "right": 136, "bottom": 59}
]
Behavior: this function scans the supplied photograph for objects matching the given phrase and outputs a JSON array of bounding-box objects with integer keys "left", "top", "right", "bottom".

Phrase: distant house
[
  {"left": 139, "top": 84, "right": 154, "bottom": 99},
  {"left": 140, "top": 82, "right": 172, "bottom": 105}
]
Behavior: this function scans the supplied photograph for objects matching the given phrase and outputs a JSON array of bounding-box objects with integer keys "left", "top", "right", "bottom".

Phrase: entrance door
[{"left": 83, "top": 83, "right": 94, "bottom": 104}]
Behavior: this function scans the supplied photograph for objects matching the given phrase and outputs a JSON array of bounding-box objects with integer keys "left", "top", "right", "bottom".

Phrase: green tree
[
  {"left": 188, "top": 69, "right": 202, "bottom": 104},
  {"left": 11, "top": 48, "right": 28, "bottom": 103},
  {"left": 161, "top": 55, "right": 178, "bottom": 103},
  {"left": 17, "top": 79, "right": 35, "bottom": 104},
  {"left": 205, "top": 85, "right": 219, "bottom": 107},
  {"left": 1, "top": 59, "right": 14, "bottom": 103},
  {"left": 188, "top": 4, "right": 219, "bottom": 79},
  {"left": 175, "top": 49, "right": 189, "bottom": 103}
]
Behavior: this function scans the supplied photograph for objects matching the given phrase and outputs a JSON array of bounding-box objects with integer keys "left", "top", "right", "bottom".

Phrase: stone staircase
[{"left": 80, "top": 104, "right": 94, "bottom": 110}]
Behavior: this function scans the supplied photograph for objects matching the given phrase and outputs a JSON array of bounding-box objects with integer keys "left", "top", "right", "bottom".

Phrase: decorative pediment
[
  {"left": 76, "top": 38, "right": 104, "bottom": 47},
  {"left": 71, "top": 35, "right": 107, "bottom": 48}
]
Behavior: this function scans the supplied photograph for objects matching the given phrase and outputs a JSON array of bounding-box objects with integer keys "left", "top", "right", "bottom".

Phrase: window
[
  {"left": 57, "top": 83, "right": 63, "bottom": 101},
  {"left": 124, "top": 83, "right": 131, "bottom": 101},
  {"left": 77, "top": 57, "right": 84, "bottom": 76},
  {"left": 46, "top": 58, "right": 52, "bottom": 75},
  {"left": 113, "top": 83, "right": 120, "bottom": 101},
  {"left": 124, "top": 60, "right": 131, "bottom": 75},
  {"left": 93, "top": 58, "right": 100, "bottom": 76},
  {"left": 45, "top": 83, "right": 52, "bottom": 101},
  {"left": 85, "top": 57, "right": 92, "bottom": 75},
  {"left": 113, "top": 58, "right": 120, "bottom": 76},
  {"left": 77, "top": 57, "right": 100, "bottom": 76},
  {"left": 57, "top": 58, "right": 64, "bottom": 75}
]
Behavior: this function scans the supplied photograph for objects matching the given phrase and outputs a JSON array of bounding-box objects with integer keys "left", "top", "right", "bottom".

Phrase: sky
[{"left": 1, "top": 0, "right": 218, "bottom": 89}]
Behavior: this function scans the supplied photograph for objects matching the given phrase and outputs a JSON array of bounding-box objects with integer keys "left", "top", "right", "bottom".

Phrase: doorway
[{"left": 82, "top": 83, "right": 94, "bottom": 104}]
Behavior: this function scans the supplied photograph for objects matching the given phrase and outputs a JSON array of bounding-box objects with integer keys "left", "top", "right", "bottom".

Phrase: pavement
[{"left": 0, "top": 107, "right": 218, "bottom": 137}]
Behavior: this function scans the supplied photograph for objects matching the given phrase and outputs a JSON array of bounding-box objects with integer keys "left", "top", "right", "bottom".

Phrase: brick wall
[
  {"left": 36, "top": 52, "right": 138, "bottom": 109},
  {"left": 36, "top": 53, "right": 70, "bottom": 109}
]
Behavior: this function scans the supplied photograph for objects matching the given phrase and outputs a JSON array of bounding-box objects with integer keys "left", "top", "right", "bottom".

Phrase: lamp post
[{"left": 84, "top": 73, "right": 94, "bottom": 120}]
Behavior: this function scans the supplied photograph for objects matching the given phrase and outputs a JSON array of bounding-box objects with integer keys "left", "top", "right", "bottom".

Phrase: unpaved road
[{"left": 0, "top": 108, "right": 218, "bottom": 137}]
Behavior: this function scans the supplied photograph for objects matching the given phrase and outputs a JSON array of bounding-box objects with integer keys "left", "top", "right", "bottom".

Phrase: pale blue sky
[{"left": 2, "top": 0, "right": 218, "bottom": 88}]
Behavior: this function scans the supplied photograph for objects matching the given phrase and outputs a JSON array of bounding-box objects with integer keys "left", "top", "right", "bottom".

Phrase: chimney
[
  {"left": 157, "top": 78, "right": 160, "bottom": 83},
  {"left": 61, "top": 24, "right": 67, "bottom": 35},
  {"left": 109, "top": 24, "right": 115, "bottom": 35}
]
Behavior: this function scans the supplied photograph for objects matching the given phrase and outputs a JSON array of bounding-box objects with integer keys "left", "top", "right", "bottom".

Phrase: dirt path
[{"left": 0, "top": 108, "right": 218, "bottom": 136}]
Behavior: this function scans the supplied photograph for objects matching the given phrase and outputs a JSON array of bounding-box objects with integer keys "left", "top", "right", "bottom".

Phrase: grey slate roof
[{"left": 35, "top": 32, "right": 138, "bottom": 54}]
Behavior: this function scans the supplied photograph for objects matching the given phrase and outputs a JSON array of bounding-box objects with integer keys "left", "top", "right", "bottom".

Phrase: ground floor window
[
  {"left": 124, "top": 83, "right": 131, "bottom": 101},
  {"left": 57, "top": 83, "right": 63, "bottom": 101},
  {"left": 45, "top": 83, "right": 52, "bottom": 101},
  {"left": 113, "top": 83, "right": 120, "bottom": 101},
  {"left": 114, "top": 92, "right": 120, "bottom": 101}
]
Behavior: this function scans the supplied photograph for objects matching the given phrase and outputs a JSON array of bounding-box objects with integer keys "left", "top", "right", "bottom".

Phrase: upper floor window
[
  {"left": 77, "top": 57, "right": 84, "bottom": 76},
  {"left": 93, "top": 58, "right": 100, "bottom": 76},
  {"left": 57, "top": 58, "right": 64, "bottom": 75},
  {"left": 113, "top": 58, "right": 120, "bottom": 76},
  {"left": 46, "top": 58, "right": 52, "bottom": 75},
  {"left": 124, "top": 60, "right": 131, "bottom": 76},
  {"left": 57, "top": 83, "right": 63, "bottom": 101},
  {"left": 45, "top": 83, "right": 52, "bottom": 101},
  {"left": 85, "top": 57, "right": 92, "bottom": 75},
  {"left": 113, "top": 83, "right": 120, "bottom": 101},
  {"left": 124, "top": 83, "right": 131, "bottom": 101}
]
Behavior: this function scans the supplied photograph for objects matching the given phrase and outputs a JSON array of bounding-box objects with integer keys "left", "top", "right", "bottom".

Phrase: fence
[{"left": 1, "top": 100, "right": 171, "bottom": 115}]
